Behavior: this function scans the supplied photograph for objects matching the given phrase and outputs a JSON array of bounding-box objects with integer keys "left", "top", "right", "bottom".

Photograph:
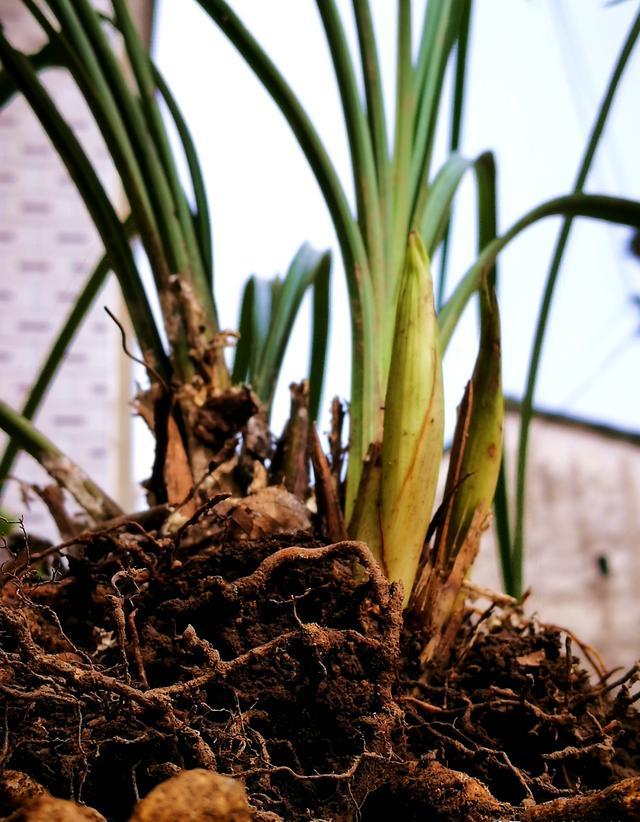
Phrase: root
[
  {"left": 369, "top": 761, "right": 640, "bottom": 821},
  {"left": 0, "top": 536, "right": 404, "bottom": 820},
  {"left": 1, "top": 508, "right": 638, "bottom": 821},
  {"left": 520, "top": 774, "right": 640, "bottom": 820}
]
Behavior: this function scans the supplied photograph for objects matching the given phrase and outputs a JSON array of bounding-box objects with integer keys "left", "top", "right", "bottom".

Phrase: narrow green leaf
[
  {"left": 153, "top": 64, "right": 214, "bottom": 283},
  {"left": 390, "top": 0, "right": 416, "bottom": 286},
  {"left": 418, "top": 151, "right": 496, "bottom": 302},
  {"left": 410, "top": 0, "right": 466, "bottom": 229},
  {"left": 253, "top": 245, "right": 331, "bottom": 413},
  {"left": 0, "top": 401, "right": 58, "bottom": 472},
  {"left": 252, "top": 278, "right": 278, "bottom": 380},
  {"left": 232, "top": 277, "right": 256, "bottom": 386},
  {"left": 232, "top": 276, "right": 274, "bottom": 386},
  {"left": 450, "top": 1, "right": 473, "bottom": 154},
  {"left": 420, "top": 153, "right": 473, "bottom": 256},
  {"left": 62, "top": 0, "right": 185, "bottom": 273},
  {"left": 26, "top": 0, "right": 188, "bottom": 363},
  {"left": 308, "top": 253, "right": 332, "bottom": 424},
  {"left": 0, "top": 39, "right": 57, "bottom": 108},
  {"left": 474, "top": 152, "right": 498, "bottom": 286},
  {"left": 196, "top": 0, "right": 377, "bottom": 510},
  {"left": 494, "top": 459, "right": 513, "bottom": 594},
  {"left": 0, "top": 400, "right": 122, "bottom": 522},
  {"left": 0, "top": 27, "right": 168, "bottom": 380},
  {"left": 352, "top": 0, "right": 390, "bottom": 203},
  {"left": 471, "top": 152, "right": 514, "bottom": 591},
  {"left": 111, "top": 0, "right": 217, "bottom": 328},
  {"left": 436, "top": 0, "right": 473, "bottom": 303},
  {"left": 439, "top": 194, "right": 640, "bottom": 351},
  {"left": 316, "top": 0, "right": 384, "bottom": 291},
  {"left": 512, "top": 7, "right": 640, "bottom": 597},
  {"left": 195, "top": 0, "right": 368, "bottom": 294}
]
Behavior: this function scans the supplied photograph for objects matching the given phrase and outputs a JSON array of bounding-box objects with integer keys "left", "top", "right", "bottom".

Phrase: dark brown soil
[{"left": 0, "top": 505, "right": 638, "bottom": 821}]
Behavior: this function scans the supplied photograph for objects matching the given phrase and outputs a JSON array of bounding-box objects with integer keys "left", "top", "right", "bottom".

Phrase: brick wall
[
  {"left": 0, "top": 2, "right": 153, "bottom": 538},
  {"left": 473, "top": 410, "right": 640, "bottom": 671}
]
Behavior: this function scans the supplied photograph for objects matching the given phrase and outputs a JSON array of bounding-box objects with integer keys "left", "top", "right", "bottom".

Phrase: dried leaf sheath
[{"left": 412, "top": 279, "right": 503, "bottom": 663}]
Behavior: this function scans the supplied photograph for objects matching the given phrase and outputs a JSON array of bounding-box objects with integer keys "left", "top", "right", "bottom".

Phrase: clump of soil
[{"left": 0, "top": 501, "right": 638, "bottom": 821}]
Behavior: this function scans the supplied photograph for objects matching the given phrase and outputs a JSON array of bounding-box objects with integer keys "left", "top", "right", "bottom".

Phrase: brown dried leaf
[
  {"left": 310, "top": 425, "right": 346, "bottom": 543},
  {"left": 216, "top": 486, "right": 312, "bottom": 541},
  {"left": 164, "top": 416, "right": 196, "bottom": 518},
  {"left": 516, "top": 649, "right": 546, "bottom": 668}
]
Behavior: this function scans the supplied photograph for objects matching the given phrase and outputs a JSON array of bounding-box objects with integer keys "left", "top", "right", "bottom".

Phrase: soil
[{"left": 0, "top": 501, "right": 639, "bottom": 821}]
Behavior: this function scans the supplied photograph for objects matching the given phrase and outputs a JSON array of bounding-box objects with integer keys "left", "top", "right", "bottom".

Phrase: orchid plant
[{"left": 0, "top": 2, "right": 639, "bottom": 649}]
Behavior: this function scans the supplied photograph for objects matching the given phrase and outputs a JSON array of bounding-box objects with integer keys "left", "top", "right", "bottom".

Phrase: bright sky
[{"left": 150, "top": 0, "right": 640, "bottom": 449}]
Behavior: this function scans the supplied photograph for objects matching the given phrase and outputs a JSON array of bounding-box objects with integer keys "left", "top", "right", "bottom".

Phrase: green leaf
[
  {"left": 25, "top": 0, "right": 191, "bottom": 370},
  {"left": 511, "top": 6, "right": 640, "bottom": 597},
  {"left": 196, "top": 0, "right": 377, "bottom": 501},
  {"left": 110, "top": 0, "right": 217, "bottom": 328},
  {"left": 232, "top": 275, "right": 274, "bottom": 386},
  {"left": 436, "top": 0, "right": 474, "bottom": 304},
  {"left": 390, "top": 0, "right": 416, "bottom": 285},
  {"left": 0, "top": 26, "right": 168, "bottom": 380},
  {"left": 439, "top": 194, "right": 640, "bottom": 351},
  {"left": 153, "top": 64, "right": 214, "bottom": 283},
  {"left": 352, "top": 0, "right": 390, "bottom": 203},
  {"left": 253, "top": 245, "right": 332, "bottom": 415},
  {"left": 0, "top": 400, "right": 121, "bottom": 522},
  {"left": 232, "top": 277, "right": 256, "bottom": 386},
  {"left": 410, "top": 0, "right": 466, "bottom": 227},
  {"left": 196, "top": 0, "right": 368, "bottom": 295},
  {"left": 472, "top": 152, "right": 514, "bottom": 593},
  {"left": 308, "top": 254, "right": 331, "bottom": 424},
  {"left": 418, "top": 151, "right": 495, "bottom": 304},
  {"left": 316, "top": 0, "right": 384, "bottom": 289},
  {"left": 232, "top": 248, "right": 330, "bottom": 424},
  {"left": 0, "top": 39, "right": 57, "bottom": 108},
  {"left": 420, "top": 153, "right": 473, "bottom": 256}
]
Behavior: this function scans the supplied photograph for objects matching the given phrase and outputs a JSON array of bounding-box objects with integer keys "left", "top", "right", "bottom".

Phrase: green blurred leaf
[
  {"left": 511, "top": 6, "right": 640, "bottom": 597},
  {"left": 0, "top": 26, "right": 168, "bottom": 379},
  {"left": 233, "top": 246, "right": 331, "bottom": 420}
]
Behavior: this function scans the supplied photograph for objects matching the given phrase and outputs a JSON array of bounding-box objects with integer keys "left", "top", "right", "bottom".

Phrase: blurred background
[{"left": 1, "top": 0, "right": 639, "bottom": 668}]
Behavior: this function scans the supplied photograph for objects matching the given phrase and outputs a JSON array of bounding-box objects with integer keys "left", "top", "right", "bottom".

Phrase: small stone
[
  {"left": 129, "top": 769, "right": 251, "bottom": 822},
  {"left": 7, "top": 795, "right": 106, "bottom": 821},
  {"left": 0, "top": 770, "right": 46, "bottom": 814}
]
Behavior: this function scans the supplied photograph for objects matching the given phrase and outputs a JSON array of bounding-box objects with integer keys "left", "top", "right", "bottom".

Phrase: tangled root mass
[{"left": 0, "top": 510, "right": 638, "bottom": 821}]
